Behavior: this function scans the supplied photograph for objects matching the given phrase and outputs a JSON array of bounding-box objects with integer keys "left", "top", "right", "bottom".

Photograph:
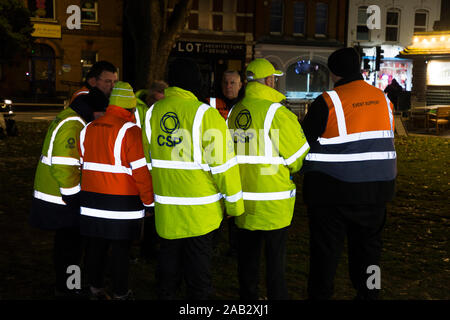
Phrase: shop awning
[{"left": 399, "top": 31, "right": 450, "bottom": 58}]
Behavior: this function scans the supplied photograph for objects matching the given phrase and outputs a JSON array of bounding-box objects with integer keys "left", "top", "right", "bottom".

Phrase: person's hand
[
  {"left": 145, "top": 207, "right": 155, "bottom": 217},
  {"left": 62, "top": 193, "right": 80, "bottom": 209}
]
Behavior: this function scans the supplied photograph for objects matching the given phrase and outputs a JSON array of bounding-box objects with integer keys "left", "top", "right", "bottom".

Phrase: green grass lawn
[{"left": 0, "top": 121, "right": 448, "bottom": 300}]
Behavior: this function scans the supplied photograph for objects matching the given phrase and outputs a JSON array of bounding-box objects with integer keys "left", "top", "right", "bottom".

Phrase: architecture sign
[
  {"left": 31, "top": 23, "right": 61, "bottom": 39},
  {"left": 173, "top": 41, "right": 246, "bottom": 57}
]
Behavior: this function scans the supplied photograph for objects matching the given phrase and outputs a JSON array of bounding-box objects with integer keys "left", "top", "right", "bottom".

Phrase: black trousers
[
  {"left": 85, "top": 237, "right": 132, "bottom": 296},
  {"left": 156, "top": 232, "right": 214, "bottom": 300},
  {"left": 307, "top": 204, "right": 387, "bottom": 300},
  {"left": 237, "top": 227, "right": 289, "bottom": 300},
  {"left": 53, "top": 227, "right": 82, "bottom": 292}
]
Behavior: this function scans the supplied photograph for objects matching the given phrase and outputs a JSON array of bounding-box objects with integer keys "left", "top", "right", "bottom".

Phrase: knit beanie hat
[
  {"left": 327, "top": 47, "right": 361, "bottom": 78},
  {"left": 109, "top": 81, "right": 137, "bottom": 109},
  {"left": 168, "top": 58, "right": 203, "bottom": 97},
  {"left": 86, "top": 87, "right": 109, "bottom": 112}
]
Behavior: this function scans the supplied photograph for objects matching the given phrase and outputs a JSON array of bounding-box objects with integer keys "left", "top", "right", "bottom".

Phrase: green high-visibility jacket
[
  {"left": 227, "top": 81, "right": 310, "bottom": 231},
  {"left": 33, "top": 107, "right": 86, "bottom": 206},
  {"left": 134, "top": 99, "right": 148, "bottom": 129},
  {"left": 143, "top": 86, "right": 244, "bottom": 239}
]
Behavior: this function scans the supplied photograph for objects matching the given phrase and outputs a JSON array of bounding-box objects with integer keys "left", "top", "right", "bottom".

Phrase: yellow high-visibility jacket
[
  {"left": 143, "top": 86, "right": 244, "bottom": 239},
  {"left": 227, "top": 81, "right": 310, "bottom": 230}
]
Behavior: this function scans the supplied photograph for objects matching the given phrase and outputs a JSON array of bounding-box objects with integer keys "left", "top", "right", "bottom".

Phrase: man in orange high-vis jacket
[
  {"left": 69, "top": 61, "right": 118, "bottom": 108},
  {"left": 78, "top": 81, "right": 154, "bottom": 300},
  {"left": 301, "top": 47, "right": 397, "bottom": 300}
]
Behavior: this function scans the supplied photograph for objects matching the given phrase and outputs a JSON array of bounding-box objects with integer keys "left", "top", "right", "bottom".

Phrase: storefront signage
[
  {"left": 31, "top": 23, "right": 61, "bottom": 38},
  {"left": 173, "top": 41, "right": 246, "bottom": 57},
  {"left": 427, "top": 60, "right": 450, "bottom": 86}
]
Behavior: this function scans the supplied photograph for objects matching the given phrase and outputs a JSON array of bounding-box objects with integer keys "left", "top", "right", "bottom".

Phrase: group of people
[{"left": 30, "top": 47, "right": 397, "bottom": 300}]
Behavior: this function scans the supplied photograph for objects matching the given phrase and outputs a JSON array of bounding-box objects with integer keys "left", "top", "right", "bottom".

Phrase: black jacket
[{"left": 300, "top": 73, "right": 395, "bottom": 205}]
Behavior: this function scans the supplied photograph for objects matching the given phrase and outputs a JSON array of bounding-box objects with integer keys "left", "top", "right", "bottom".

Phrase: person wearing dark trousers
[
  {"left": 227, "top": 59, "right": 310, "bottom": 300},
  {"left": 78, "top": 82, "right": 154, "bottom": 300},
  {"left": 84, "top": 236, "right": 132, "bottom": 299},
  {"left": 301, "top": 47, "right": 397, "bottom": 300},
  {"left": 307, "top": 204, "right": 386, "bottom": 299},
  {"left": 143, "top": 59, "right": 244, "bottom": 300},
  {"left": 30, "top": 63, "right": 115, "bottom": 298},
  {"left": 237, "top": 227, "right": 289, "bottom": 300},
  {"left": 156, "top": 232, "right": 214, "bottom": 300}
]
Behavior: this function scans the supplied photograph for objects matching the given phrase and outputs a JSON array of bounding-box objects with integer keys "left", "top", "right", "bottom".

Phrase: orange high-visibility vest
[
  {"left": 78, "top": 105, "right": 154, "bottom": 220},
  {"left": 206, "top": 97, "right": 229, "bottom": 119},
  {"left": 304, "top": 80, "right": 397, "bottom": 182},
  {"left": 70, "top": 86, "right": 90, "bottom": 105}
]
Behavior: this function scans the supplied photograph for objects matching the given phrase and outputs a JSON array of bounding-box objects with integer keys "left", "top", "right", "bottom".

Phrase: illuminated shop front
[
  {"left": 400, "top": 31, "right": 450, "bottom": 105},
  {"left": 361, "top": 46, "right": 413, "bottom": 92}
]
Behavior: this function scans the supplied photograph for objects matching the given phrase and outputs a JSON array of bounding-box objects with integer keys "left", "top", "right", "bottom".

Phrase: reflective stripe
[
  {"left": 226, "top": 104, "right": 236, "bottom": 126},
  {"left": 75, "top": 90, "right": 89, "bottom": 96},
  {"left": 143, "top": 202, "right": 154, "bottom": 207},
  {"left": 318, "top": 130, "right": 394, "bottom": 145},
  {"left": 144, "top": 105, "right": 154, "bottom": 145},
  {"left": 285, "top": 142, "right": 310, "bottom": 166},
  {"left": 110, "top": 94, "right": 135, "bottom": 98},
  {"left": 34, "top": 190, "right": 65, "bottom": 205},
  {"left": 264, "top": 103, "right": 282, "bottom": 158},
  {"left": 50, "top": 156, "right": 80, "bottom": 166},
  {"left": 193, "top": 104, "right": 211, "bottom": 165},
  {"left": 79, "top": 122, "right": 91, "bottom": 158},
  {"left": 151, "top": 159, "right": 210, "bottom": 171},
  {"left": 134, "top": 108, "right": 141, "bottom": 128},
  {"left": 243, "top": 189, "right": 296, "bottom": 201},
  {"left": 60, "top": 184, "right": 81, "bottom": 196},
  {"left": 327, "top": 91, "right": 347, "bottom": 136},
  {"left": 210, "top": 97, "right": 216, "bottom": 108},
  {"left": 147, "top": 163, "right": 152, "bottom": 170},
  {"left": 81, "top": 207, "right": 144, "bottom": 220},
  {"left": 210, "top": 157, "right": 238, "bottom": 175},
  {"left": 385, "top": 95, "right": 394, "bottom": 132},
  {"left": 236, "top": 155, "right": 286, "bottom": 165},
  {"left": 154, "top": 193, "right": 222, "bottom": 205},
  {"left": 130, "top": 157, "right": 147, "bottom": 170},
  {"left": 305, "top": 151, "right": 397, "bottom": 162},
  {"left": 223, "top": 191, "right": 243, "bottom": 203},
  {"left": 47, "top": 116, "right": 86, "bottom": 164},
  {"left": 40, "top": 156, "right": 51, "bottom": 166},
  {"left": 144, "top": 105, "right": 154, "bottom": 159},
  {"left": 114, "top": 122, "right": 136, "bottom": 166},
  {"left": 82, "top": 161, "right": 132, "bottom": 175}
]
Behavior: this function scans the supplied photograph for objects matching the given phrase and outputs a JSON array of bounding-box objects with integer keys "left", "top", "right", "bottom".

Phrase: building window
[
  {"left": 315, "top": 2, "right": 328, "bottom": 36},
  {"left": 81, "top": 0, "right": 98, "bottom": 23},
  {"left": 236, "top": 0, "right": 253, "bottom": 33},
  {"left": 270, "top": 0, "right": 284, "bottom": 34},
  {"left": 186, "top": 0, "right": 199, "bottom": 30},
  {"left": 414, "top": 10, "right": 428, "bottom": 33},
  {"left": 28, "top": 0, "right": 55, "bottom": 20},
  {"left": 386, "top": 9, "right": 400, "bottom": 42},
  {"left": 357, "top": 6, "right": 370, "bottom": 41},
  {"left": 212, "top": 0, "right": 223, "bottom": 31},
  {"left": 81, "top": 51, "right": 97, "bottom": 82},
  {"left": 293, "top": 2, "right": 306, "bottom": 35}
]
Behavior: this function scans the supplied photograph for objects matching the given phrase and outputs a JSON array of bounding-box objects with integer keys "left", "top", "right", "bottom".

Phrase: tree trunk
[{"left": 125, "top": 0, "right": 193, "bottom": 90}]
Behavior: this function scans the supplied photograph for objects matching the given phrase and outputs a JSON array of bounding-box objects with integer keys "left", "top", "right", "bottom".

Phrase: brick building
[
  {"left": 252, "top": 0, "right": 348, "bottom": 115},
  {"left": 0, "top": 0, "right": 123, "bottom": 101}
]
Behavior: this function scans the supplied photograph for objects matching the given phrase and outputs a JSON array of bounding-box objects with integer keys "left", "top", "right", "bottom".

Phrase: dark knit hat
[
  {"left": 168, "top": 58, "right": 203, "bottom": 97},
  {"left": 86, "top": 87, "right": 109, "bottom": 112},
  {"left": 327, "top": 47, "right": 361, "bottom": 78}
]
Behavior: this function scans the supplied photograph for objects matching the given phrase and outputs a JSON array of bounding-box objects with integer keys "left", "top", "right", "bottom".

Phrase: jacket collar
[
  {"left": 165, "top": 86, "right": 199, "bottom": 101},
  {"left": 244, "top": 81, "right": 286, "bottom": 103},
  {"left": 334, "top": 73, "right": 364, "bottom": 88},
  {"left": 106, "top": 105, "right": 136, "bottom": 123}
]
